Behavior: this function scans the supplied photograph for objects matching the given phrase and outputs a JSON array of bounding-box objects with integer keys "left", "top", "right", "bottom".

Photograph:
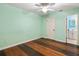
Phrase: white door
[
  {"left": 46, "top": 16, "right": 55, "bottom": 39},
  {"left": 66, "top": 15, "right": 78, "bottom": 45}
]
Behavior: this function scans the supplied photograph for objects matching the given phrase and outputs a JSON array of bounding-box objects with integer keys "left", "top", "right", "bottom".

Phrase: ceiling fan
[{"left": 35, "top": 3, "right": 63, "bottom": 13}]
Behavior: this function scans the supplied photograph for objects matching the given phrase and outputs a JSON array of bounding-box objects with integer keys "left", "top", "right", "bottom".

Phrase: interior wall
[
  {"left": 44, "top": 8, "right": 79, "bottom": 44},
  {"left": 0, "top": 4, "right": 43, "bottom": 49}
]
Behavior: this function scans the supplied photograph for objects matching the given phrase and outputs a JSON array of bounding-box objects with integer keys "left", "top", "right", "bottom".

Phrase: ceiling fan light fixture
[
  {"left": 42, "top": 7, "right": 48, "bottom": 13},
  {"left": 35, "top": 3, "right": 56, "bottom": 13}
]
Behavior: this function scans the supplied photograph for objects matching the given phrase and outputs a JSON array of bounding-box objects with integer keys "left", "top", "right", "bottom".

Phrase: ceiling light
[{"left": 42, "top": 7, "right": 48, "bottom": 13}]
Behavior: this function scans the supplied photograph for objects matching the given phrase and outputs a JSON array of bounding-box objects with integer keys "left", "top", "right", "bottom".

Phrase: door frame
[
  {"left": 65, "top": 14, "right": 78, "bottom": 45},
  {"left": 46, "top": 16, "right": 56, "bottom": 39}
]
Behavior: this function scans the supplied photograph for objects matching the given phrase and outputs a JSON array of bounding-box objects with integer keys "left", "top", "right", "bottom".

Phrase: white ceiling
[{"left": 8, "top": 3, "right": 79, "bottom": 14}]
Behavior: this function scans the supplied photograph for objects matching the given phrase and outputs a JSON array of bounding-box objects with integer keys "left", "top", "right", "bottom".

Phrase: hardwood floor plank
[
  {"left": 4, "top": 46, "right": 27, "bottom": 56},
  {"left": 36, "top": 39, "right": 79, "bottom": 55},
  {"left": 38, "top": 39, "right": 79, "bottom": 56},
  {"left": 33, "top": 39, "right": 78, "bottom": 56},
  {"left": 18, "top": 44, "right": 43, "bottom": 56},
  {"left": 33, "top": 40, "right": 68, "bottom": 55},
  {"left": 0, "top": 51, "right": 6, "bottom": 56},
  {"left": 25, "top": 41, "right": 65, "bottom": 56}
]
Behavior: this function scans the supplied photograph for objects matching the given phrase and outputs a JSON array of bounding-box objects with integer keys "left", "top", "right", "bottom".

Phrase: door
[
  {"left": 46, "top": 16, "right": 55, "bottom": 39},
  {"left": 66, "top": 15, "right": 78, "bottom": 45}
]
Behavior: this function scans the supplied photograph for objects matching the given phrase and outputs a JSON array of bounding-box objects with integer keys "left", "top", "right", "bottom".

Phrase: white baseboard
[
  {"left": 44, "top": 37, "right": 66, "bottom": 43},
  {"left": 0, "top": 37, "right": 41, "bottom": 51},
  {"left": 44, "top": 37, "right": 79, "bottom": 45}
]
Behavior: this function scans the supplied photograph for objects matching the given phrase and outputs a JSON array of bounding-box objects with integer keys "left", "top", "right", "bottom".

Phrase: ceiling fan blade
[
  {"left": 47, "top": 8, "right": 55, "bottom": 11},
  {"left": 47, "top": 8, "right": 63, "bottom": 12},
  {"left": 35, "top": 4, "right": 41, "bottom": 7}
]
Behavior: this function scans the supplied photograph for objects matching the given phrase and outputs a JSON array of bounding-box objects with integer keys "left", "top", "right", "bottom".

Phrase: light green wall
[
  {"left": 44, "top": 8, "right": 79, "bottom": 43},
  {"left": 41, "top": 15, "right": 47, "bottom": 37},
  {"left": 0, "top": 4, "right": 43, "bottom": 49}
]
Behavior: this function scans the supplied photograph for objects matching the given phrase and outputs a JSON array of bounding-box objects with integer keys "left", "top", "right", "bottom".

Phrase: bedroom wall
[
  {"left": 0, "top": 4, "right": 43, "bottom": 49},
  {"left": 44, "top": 8, "right": 79, "bottom": 44}
]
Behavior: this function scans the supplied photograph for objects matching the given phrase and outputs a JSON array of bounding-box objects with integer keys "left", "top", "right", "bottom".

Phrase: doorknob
[{"left": 53, "top": 29, "right": 55, "bottom": 31}]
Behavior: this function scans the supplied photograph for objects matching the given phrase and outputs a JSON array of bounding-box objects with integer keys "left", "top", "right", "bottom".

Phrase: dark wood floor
[{"left": 0, "top": 38, "right": 79, "bottom": 56}]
